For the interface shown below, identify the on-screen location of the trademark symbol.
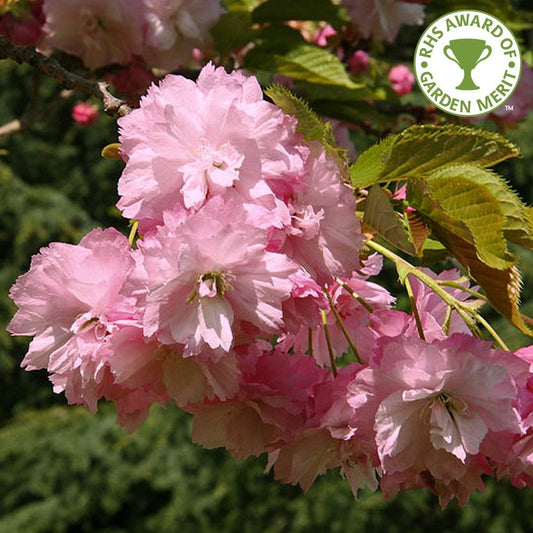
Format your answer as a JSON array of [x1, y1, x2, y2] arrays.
[[505, 105, 514, 111]]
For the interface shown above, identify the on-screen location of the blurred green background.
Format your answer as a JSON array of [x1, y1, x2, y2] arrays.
[[1, 31, 533, 533]]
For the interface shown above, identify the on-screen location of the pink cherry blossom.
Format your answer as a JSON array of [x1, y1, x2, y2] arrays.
[[72, 102, 99, 126], [117, 63, 301, 232], [347, 50, 370, 75], [108, 325, 240, 409], [190, 348, 328, 460], [267, 142, 362, 285], [141, 0, 224, 71], [314, 24, 337, 47], [348, 333, 527, 504], [137, 197, 298, 355], [269, 363, 379, 496], [388, 64, 415, 96], [41, 0, 144, 70], [8, 228, 138, 411], [342, 0, 425, 42], [281, 270, 328, 332], [285, 264, 395, 367]]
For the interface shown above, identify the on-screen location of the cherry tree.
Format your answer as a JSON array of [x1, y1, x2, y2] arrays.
[[2, 0, 533, 508]]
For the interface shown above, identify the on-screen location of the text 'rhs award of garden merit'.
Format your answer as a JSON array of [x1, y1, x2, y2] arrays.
[[414, 10, 521, 117]]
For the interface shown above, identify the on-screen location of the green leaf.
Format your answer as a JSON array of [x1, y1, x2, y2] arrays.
[[251, 0, 344, 22], [450, 166, 533, 249], [419, 238, 450, 264], [223, 0, 261, 12], [298, 82, 376, 105], [398, 159, 533, 335], [363, 185, 415, 255], [428, 223, 533, 336], [417, 162, 533, 259], [349, 134, 397, 189], [350, 124, 519, 188], [266, 84, 348, 174], [243, 24, 308, 70], [211, 12, 259, 56], [266, 85, 330, 142], [272, 45, 362, 89], [408, 168, 516, 270]]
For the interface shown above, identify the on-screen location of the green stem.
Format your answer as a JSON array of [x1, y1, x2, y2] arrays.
[[366, 239, 509, 351], [437, 280, 488, 302], [320, 309, 338, 377], [334, 277, 374, 313], [324, 290, 363, 364], [404, 276, 426, 340], [471, 313, 509, 351], [442, 305, 453, 336]]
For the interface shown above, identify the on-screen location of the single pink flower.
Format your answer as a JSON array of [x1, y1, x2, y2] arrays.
[[269, 363, 378, 496], [41, 0, 144, 70], [8, 228, 138, 411], [190, 348, 328, 460], [138, 197, 297, 355], [109, 325, 240, 409], [388, 64, 415, 96], [342, 0, 425, 42], [314, 24, 337, 47], [348, 333, 527, 504], [268, 142, 362, 285], [117, 63, 300, 232], [72, 102, 99, 126], [347, 50, 370, 75], [141, 0, 224, 71]]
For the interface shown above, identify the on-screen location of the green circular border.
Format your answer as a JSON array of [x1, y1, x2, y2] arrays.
[[414, 9, 522, 117]]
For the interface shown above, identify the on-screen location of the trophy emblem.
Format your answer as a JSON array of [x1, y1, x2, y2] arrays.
[[443, 39, 492, 90]]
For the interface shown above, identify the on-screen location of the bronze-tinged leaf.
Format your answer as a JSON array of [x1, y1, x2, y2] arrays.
[[363, 185, 416, 255], [408, 171, 517, 271], [407, 210, 430, 256], [430, 223, 533, 336]]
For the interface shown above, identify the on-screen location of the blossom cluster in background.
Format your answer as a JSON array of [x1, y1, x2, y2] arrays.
[[0, 0, 224, 70], [342, 0, 425, 42], [8, 64, 533, 507]]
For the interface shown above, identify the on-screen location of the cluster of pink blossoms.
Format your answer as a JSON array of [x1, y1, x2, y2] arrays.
[[8, 64, 533, 506], [342, 0, 425, 42], [1, 0, 224, 71]]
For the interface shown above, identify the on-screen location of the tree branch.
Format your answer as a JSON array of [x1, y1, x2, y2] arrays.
[[0, 36, 132, 116]]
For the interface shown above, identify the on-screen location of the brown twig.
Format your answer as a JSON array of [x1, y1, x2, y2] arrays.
[[0, 36, 132, 116]]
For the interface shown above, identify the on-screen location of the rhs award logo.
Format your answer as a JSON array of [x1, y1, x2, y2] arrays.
[[414, 10, 521, 117]]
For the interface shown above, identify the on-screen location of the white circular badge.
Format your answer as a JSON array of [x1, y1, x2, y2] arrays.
[[414, 10, 521, 117]]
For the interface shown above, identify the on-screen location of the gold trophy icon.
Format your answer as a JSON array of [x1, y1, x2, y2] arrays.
[[443, 39, 492, 90]]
